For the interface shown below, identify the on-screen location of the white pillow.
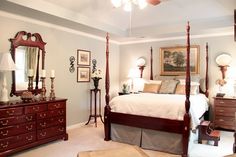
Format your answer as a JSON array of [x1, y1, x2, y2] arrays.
[[178, 79, 200, 86]]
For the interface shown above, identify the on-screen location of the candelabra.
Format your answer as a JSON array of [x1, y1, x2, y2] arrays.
[[28, 76, 34, 91], [50, 77, 55, 100], [40, 77, 46, 100]]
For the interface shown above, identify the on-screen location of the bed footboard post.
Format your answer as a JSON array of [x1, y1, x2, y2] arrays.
[[182, 22, 191, 157], [104, 33, 111, 141]]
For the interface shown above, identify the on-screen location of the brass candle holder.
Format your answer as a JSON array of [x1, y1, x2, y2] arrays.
[[40, 77, 46, 100], [49, 77, 55, 100], [28, 76, 33, 91]]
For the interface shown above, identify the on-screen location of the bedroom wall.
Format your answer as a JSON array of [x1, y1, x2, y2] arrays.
[[0, 14, 120, 126], [119, 35, 236, 118]]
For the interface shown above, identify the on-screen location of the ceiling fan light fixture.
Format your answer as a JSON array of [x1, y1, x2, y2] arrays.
[[111, 0, 122, 8], [123, 1, 132, 12], [138, 0, 147, 9]]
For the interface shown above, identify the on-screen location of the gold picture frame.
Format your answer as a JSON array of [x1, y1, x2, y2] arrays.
[[77, 67, 90, 82], [160, 45, 200, 76], [77, 49, 91, 66]]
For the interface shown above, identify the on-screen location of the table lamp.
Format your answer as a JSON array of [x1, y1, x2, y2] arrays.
[[0, 52, 17, 102], [128, 68, 139, 93]]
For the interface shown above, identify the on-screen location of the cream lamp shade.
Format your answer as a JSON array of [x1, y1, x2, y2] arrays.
[[136, 57, 146, 67], [0, 52, 17, 102], [216, 54, 232, 66], [128, 68, 139, 78]]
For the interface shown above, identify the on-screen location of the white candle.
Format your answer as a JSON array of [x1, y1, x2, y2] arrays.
[[28, 69, 34, 77], [51, 70, 55, 78], [42, 69, 46, 77]]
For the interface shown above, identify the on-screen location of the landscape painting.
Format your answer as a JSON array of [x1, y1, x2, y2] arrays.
[[160, 46, 200, 75]]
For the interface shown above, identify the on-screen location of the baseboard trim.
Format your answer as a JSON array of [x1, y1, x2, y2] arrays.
[[67, 122, 86, 130]]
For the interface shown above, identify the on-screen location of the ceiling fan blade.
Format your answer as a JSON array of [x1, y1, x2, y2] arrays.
[[146, 0, 161, 5]]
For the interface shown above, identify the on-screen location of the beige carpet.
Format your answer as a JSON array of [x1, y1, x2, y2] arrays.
[[10, 122, 234, 157], [78, 145, 149, 157]]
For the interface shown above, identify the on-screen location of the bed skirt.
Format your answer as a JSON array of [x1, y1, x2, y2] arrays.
[[111, 123, 197, 155]]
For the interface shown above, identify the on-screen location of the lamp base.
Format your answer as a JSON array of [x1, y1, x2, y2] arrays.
[[0, 73, 9, 102]]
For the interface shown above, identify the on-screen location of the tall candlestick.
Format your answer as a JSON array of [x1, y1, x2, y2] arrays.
[[50, 77, 55, 100], [40, 77, 46, 100], [28, 69, 34, 77], [51, 70, 55, 78], [42, 70, 46, 78]]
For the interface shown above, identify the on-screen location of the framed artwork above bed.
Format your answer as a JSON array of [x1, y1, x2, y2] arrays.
[[160, 45, 200, 76]]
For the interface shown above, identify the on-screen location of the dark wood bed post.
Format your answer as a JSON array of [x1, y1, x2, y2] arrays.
[[205, 43, 209, 98], [104, 33, 111, 141], [182, 22, 191, 157], [150, 47, 153, 80]]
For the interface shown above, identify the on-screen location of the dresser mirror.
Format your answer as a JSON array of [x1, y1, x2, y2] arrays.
[[10, 31, 46, 96]]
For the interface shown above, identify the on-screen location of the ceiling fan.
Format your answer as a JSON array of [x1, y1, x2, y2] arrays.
[[146, 0, 161, 5]]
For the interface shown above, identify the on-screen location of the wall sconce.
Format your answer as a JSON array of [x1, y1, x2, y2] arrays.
[[216, 53, 232, 80], [136, 57, 146, 78]]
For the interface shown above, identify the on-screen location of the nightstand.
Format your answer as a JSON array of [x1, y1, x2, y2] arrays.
[[213, 97, 236, 130]]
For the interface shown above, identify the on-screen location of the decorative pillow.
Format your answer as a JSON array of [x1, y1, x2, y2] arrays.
[[175, 74, 201, 83], [159, 80, 179, 94], [175, 84, 199, 95], [156, 75, 176, 81], [143, 83, 161, 93], [178, 79, 200, 86]]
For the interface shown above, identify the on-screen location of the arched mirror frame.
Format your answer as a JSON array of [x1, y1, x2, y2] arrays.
[[10, 31, 46, 97]]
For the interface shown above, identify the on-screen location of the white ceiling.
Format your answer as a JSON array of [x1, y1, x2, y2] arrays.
[[0, 0, 235, 43]]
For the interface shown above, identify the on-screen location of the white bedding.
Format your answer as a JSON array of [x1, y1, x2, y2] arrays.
[[109, 93, 209, 129]]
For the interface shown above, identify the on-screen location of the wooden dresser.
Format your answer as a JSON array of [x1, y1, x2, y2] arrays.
[[214, 97, 236, 130], [0, 98, 68, 157]]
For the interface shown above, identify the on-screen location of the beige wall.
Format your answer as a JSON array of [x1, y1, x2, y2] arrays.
[[0, 15, 120, 126], [119, 36, 236, 117]]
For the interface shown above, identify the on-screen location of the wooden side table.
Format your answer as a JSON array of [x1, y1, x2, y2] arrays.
[[85, 89, 104, 127]]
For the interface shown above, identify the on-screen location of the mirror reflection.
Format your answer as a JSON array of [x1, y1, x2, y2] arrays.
[[15, 46, 42, 91]]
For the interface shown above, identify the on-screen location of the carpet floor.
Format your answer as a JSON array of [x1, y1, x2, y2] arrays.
[[11, 122, 234, 157]]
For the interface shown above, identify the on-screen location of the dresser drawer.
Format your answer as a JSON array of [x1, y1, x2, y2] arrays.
[[215, 116, 235, 126], [0, 132, 36, 151], [37, 125, 65, 140], [0, 122, 36, 138], [215, 106, 236, 117], [0, 107, 23, 118], [37, 116, 65, 129], [37, 109, 65, 120], [25, 104, 47, 114], [215, 99, 236, 107], [0, 114, 35, 127], [48, 102, 65, 110]]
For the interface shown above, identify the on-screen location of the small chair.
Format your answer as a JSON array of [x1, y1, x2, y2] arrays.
[[198, 120, 220, 146]]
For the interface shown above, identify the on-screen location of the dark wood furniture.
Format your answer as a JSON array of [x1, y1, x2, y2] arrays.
[[104, 23, 209, 157], [198, 120, 220, 146], [0, 98, 68, 157], [214, 97, 236, 130], [118, 92, 130, 96], [85, 89, 103, 127], [10, 31, 46, 97]]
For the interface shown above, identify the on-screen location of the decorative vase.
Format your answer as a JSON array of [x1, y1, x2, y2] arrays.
[[92, 77, 101, 90]]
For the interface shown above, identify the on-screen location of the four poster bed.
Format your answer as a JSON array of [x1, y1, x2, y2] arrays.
[[104, 23, 209, 157]]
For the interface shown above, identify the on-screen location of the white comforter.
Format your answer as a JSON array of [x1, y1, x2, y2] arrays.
[[109, 93, 209, 129]]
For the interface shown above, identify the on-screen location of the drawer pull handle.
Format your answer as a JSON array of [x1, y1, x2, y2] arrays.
[[33, 106, 40, 111], [26, 116, 33, 121], [219, 101, 225, 104], [26, 125, 33, 131], [26, 135, 33, 141], [54, 104, 61, 108], [58, 128, 64, 132], [58, 110, 64, 115], [0, 142, 9, 148], [58, 119, 64, 123], [219, 110, 224, 112], [40, 113, 46, 118], [0, 130, 8, 136], [40, 122, 46, 127], [219, 119, 224, 122], [0, 120, 9, 126], [6, 110, 15, 115], [40, 132, 46, 137]]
